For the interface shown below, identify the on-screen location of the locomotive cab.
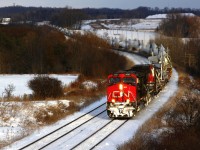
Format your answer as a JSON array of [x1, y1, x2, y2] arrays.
[[107, 72, 138, 118]]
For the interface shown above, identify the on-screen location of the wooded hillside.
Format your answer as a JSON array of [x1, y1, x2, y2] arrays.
[[0, 25, 127, 77], [156, 14, 200, 75]]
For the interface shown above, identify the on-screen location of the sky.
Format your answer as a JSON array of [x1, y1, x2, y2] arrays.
[[0, 0, 199, 9]]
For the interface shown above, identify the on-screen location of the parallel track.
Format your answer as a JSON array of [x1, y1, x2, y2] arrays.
[[19, 101, 130, 150], [71, 119, 129, 150], [70, 119, 114, 149], [19, 102, 107, 150]]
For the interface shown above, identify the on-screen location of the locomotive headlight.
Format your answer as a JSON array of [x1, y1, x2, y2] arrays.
[[120, 91, 123, 97], [119, 84, 123, 90], [112, 99, 115, 103], [126, 99, 130, 103]]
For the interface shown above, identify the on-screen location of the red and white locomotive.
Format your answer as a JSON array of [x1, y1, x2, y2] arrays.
[[107, 64, 157, 118]]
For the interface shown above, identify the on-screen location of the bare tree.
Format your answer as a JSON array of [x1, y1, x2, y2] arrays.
[[3, 84, 15, 100]]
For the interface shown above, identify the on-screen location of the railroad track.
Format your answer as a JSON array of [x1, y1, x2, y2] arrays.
[[19, 102, 106, 150], [18, 102, 129, 150], [71, 119, 129, 150]]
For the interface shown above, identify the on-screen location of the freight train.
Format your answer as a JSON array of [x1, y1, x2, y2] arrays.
[[106, 47, 172, 118]]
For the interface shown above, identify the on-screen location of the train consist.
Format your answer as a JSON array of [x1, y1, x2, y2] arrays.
[[106, 46, 172, 118]]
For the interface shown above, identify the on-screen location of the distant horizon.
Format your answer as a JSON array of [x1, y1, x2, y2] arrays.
[[0, 0, 199, 10], [0, 5, 199, 10]]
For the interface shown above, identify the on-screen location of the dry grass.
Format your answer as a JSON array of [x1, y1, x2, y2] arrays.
[[0, 101, 38, 148], [0, 98, 81, 148], [63, 75, 106, 106], [33, 102, 77, 125]]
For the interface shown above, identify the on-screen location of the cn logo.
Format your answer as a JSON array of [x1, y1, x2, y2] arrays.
[[112, 91, 133, 98]]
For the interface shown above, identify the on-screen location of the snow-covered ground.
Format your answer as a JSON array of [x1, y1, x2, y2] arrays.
[[0, 74, 78, 97], [119, 51, 150, 64], [80, 17, 161, 48], [0, 74, 78, 146], [96, 29, 158, 46], [83, 22, 158, 43], [3, 52, 178, 150], [0, 100, 70, 145], [146, 13, 195, 19]]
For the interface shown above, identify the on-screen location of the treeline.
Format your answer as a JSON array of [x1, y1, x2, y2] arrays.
[[1, 6, 200, 23], [84, 7, 200, 19], [0, 25, 127, 77], [0, 6, 86, 29], [159, 14, 200, 38], [51, 8, 86, 29], [156, 14, 200, 75]]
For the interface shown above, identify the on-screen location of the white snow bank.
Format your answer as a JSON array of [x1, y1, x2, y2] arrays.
[[119, 51, 150, 64], [146, 14, 167, 19], [146, 13, 195, 19]]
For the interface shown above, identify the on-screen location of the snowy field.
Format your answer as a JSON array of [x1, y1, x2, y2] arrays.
[[0, 74, 78, 146], [80, 14, 164, 47], [82, 21, 159, 46], [0, 74, 78, 97]]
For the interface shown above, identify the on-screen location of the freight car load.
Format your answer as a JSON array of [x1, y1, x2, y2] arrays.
[[106, 46, 172, 118]]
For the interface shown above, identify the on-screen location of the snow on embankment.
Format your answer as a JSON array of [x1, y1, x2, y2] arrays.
[[95, 52, 179, 150], [119, 51, 150, 65]]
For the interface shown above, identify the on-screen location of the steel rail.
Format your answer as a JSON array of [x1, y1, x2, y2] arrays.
[[19, 102, 106, 150]]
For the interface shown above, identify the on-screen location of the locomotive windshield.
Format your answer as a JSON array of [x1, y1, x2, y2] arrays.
[[108, 77, 120, 85], [123, 77, 136, 85], [108, 77, 136, 86]]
